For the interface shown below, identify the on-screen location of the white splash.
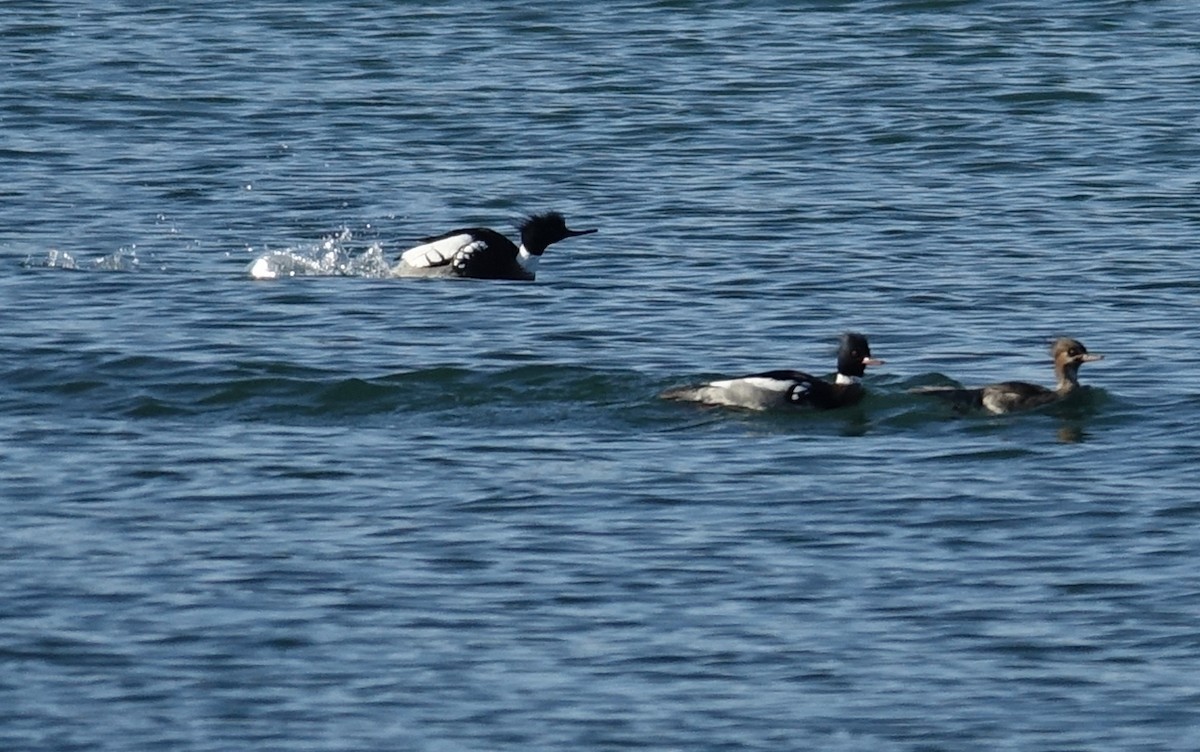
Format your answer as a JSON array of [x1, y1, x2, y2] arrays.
[[22, 247, 141, 272], [246, 229, 391, 280]]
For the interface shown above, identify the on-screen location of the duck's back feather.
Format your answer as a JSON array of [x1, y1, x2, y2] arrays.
[[395, 228, 525, 279]]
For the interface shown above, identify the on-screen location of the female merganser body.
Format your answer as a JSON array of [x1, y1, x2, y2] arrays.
[[391, 211, 596, 280], [914, 337, 1103, 414], [660, 333, 883, 411]]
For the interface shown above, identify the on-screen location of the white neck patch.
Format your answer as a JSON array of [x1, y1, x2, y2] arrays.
[[835, 373, 861, 386], [517, 245, 539, 274]]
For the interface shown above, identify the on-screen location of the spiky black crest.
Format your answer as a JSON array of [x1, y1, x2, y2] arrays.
[[514, 211, 596, 256], [518, 211, 568, 234]]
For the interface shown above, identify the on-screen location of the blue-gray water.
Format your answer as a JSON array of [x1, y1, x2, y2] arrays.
[[3, 2, 1200, 750]]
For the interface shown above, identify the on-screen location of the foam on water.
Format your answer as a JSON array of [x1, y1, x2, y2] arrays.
[[246, 229, 392, 279], [22, 248, 143, 272]]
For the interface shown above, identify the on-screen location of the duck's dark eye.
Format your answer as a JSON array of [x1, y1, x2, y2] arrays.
[[1068, 347, 1081, 357]]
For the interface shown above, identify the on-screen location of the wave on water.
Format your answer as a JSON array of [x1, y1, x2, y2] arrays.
[[6, 356, 666, 428], [5, 346, 1119, 440], [245, 229, 393, 280]]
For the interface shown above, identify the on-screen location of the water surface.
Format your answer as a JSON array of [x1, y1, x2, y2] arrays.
[[3, 2, 1200, 750]]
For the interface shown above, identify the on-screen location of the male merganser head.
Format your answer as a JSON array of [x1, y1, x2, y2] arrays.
[[518, 212, 598, 257], [392, 211, 596, 281], [914, 337, 1104, 414], [834, 332, 885, 384], [660, 332, 884, 411]]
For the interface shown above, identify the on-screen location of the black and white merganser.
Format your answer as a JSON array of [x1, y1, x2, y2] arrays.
[[913, 337, 1103, 414], [391, 211, 596, 280], [660, 333, 884, 411]]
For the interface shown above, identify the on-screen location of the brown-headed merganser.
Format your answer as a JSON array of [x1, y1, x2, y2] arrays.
[[914, 337, 1103, 414], [660, 332, 883, 411], [391, 211, 596, 280]]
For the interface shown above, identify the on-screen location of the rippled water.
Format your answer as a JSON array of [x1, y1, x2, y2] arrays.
[[3, 2, 1200, 750]]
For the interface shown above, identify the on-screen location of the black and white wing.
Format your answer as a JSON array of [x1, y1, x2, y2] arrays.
[[748, 369, 830, 408], [660, 369, 814, 410], [396, 228, 519, 279], [399, 231, 483, 269]]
